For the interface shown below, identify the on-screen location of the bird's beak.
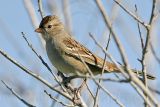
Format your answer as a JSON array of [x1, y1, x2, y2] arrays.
[[35, 28, 43, 33]]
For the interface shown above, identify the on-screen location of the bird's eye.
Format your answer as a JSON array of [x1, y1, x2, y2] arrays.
[[48, 25, 52, 28]]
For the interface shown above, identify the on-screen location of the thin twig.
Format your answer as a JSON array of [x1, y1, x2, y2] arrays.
[[95, 0, 130, 73], [75, 43, 124, 107], [87, 33, 113, 106], [44, 90, 74, 107], [140, 1, 156, 106], [38, 0, 45, 18], [23, 0, 45, 47], [106, 31, 111, 51], [85, 83, 95, 99], [88, 32, 155, 106], [112, 0, 149, 28], [0, 48, 88, 106], [22, 33, 52, 76], [89, 31, 153, 107], [21, 32, 68, 92], [94, 78, 125, 107], [1, 80, 36, 107], [134, 5, 148, 106], [95, 77, 160, 98], [135, 5, 144, 49], [50, 94, 60, 107], [93, 85, 100, 107], [90, 32, 111, 107]]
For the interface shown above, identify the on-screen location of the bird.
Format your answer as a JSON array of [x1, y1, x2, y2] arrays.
[[35, 15, 155, 80]]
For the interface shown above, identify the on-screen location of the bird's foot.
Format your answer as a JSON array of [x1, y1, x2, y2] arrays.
[[57, 71, 78, 88]]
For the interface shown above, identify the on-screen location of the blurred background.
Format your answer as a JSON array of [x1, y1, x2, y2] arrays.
[[0, 0, 160, 107]]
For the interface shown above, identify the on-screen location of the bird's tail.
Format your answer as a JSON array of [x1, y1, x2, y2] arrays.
[[104, 62, 155, 80], [131, 69, 155, 80]]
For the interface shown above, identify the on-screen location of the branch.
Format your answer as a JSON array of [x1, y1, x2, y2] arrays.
[[112, 0, 149, 28], [85, 83, 95, 99], [23, 0, 45, 47], [135, 5, 144, 49], [0, 48, 88, 107], [140, 1, 156, 106], [88, 32, 154, 106], [22, 32, 51, 72], [38, 0, 45, 18], [44, 90, 73, 107], [89, 31, 153, 107], [95, 0, 159, 106], [106, 31, 111, 51], [0, 48, 74, 102], [21, 32, 68, 92], [89, 33, 111, 107], [1, 80, 36, 107], [141, 0, 156, 86], [75, 42, 124, 107]]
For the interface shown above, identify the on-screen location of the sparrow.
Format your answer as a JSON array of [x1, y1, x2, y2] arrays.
[[35, 15, 155, 80]]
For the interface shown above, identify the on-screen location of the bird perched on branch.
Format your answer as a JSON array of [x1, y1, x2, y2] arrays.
[[35, 15, 155, 80]]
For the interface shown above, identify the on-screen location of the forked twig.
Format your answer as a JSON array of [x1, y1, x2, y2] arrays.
[[112, 0, 149, 28]]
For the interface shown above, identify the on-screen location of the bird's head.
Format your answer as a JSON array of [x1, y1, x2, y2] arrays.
[[35, 15, 64, 40]]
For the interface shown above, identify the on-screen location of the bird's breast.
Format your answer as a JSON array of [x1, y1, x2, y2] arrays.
[[45, 40, 75, 74]]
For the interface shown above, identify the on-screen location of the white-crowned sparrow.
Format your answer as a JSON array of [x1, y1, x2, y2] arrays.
[[35, 15, 155, 80]]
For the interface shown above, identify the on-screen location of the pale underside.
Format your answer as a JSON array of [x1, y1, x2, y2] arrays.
[[46, 34, 119, 76]]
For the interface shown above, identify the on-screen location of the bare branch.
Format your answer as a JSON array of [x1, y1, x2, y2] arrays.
[[22, 32, 51, 72], [135, 5, 144, 49], [22, 33, 52, 76], [23, 0, 45, 47], [93, 85, 100, 107], [85, 83, 94, 99], [89, 33, 110, 107], [1, 80, 36, 107], [95, 0, 159, 106], [38, 0, 45, 18], [0, 48, 74, 102], [44, 90, 73, 107], [141, 0, 156, 86], [106, 31, 111, 51], [88, 33, 153, 107], [134, 5, 149, 106], [112, 0, 149, 28], [140, 1, 156, 106], [22, 32, 69, 93], [74, 42, 125, 107], [0, 48, 88, 107]]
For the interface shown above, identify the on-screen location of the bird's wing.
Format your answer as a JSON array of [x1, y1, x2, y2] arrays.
[[63, 37, 118, 72], [62, 37, 156, 79]]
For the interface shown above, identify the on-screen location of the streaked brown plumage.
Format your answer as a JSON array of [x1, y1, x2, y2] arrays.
[[35, 15, 155, 80]]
